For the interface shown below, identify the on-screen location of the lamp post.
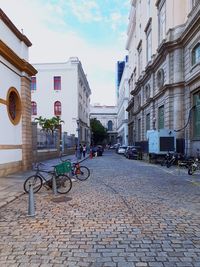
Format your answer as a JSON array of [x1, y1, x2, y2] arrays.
[[76, 119, 81, 160]]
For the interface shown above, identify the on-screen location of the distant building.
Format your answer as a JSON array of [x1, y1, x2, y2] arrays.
[[126, 0, 200, 156], [116, 61, 125, 98], [116, 57, 129, 146], [31, 57, 91, 145], [90, 104, 118, 145], [0, 9, 37, 176]]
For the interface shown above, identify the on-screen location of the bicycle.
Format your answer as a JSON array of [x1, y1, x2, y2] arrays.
[[160, 152, 172, 166], [188, 158, 200, 175], [23, 162, 72, 194], [166, 152, 183, 168], [60, 155, 90, 181]]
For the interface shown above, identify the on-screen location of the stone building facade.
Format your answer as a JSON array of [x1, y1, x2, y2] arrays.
[[0, 9, 37, 176], [90, 104, 118, 145], [126, 0, 200, 156]]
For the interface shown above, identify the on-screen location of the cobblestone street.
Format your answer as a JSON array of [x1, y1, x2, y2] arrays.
[[0, 150, 200, 267]]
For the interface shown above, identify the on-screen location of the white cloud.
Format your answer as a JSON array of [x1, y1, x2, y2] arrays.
[[1, 0, 128, 105], [67, 0, 103, 23]]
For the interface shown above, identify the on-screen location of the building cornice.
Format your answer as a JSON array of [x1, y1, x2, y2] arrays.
[[0, 8, 32, 47], [0, 40, 37, 76], [128, 81, 185, 113], [181, 7, 200, 46]]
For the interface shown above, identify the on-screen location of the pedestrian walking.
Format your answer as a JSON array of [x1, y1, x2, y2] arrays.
[[83, 144, 86, 158], [75, 144, 78, 158], [79, 144, 83, 159]]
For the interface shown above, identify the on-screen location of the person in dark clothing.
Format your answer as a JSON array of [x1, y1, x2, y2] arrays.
[[83, 144, 86, 158], [79, 144, 83, 159]]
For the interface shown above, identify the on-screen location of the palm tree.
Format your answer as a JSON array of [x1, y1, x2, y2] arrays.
[[34, 116, 64, 135]]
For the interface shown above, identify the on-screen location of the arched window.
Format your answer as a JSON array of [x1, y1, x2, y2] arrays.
[[31, 101, 37, 115], [108, 120, 113, 131], [192, 43, 200, 66], [6, 87, 21, 125], [54, 101, 61, 115]]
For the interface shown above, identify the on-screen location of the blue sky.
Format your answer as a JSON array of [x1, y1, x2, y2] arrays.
[[1, 0, 130, 105]]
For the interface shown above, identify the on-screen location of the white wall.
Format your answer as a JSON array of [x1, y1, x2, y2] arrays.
[[0, 20, 29, 60], [0, 150, 22, 164], [0, 63, 22, 164], [32, 59, 91, 137]]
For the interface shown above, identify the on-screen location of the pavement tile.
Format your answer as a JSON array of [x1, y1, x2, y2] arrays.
[[0, 151, 200, 266]]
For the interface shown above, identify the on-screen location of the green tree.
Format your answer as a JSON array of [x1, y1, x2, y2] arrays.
[[34, 116, 64, 135], [90, 118, 108, 145]]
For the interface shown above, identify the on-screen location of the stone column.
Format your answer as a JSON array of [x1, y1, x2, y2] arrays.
[[173, 48, 183, 83], [21, 76, 33, 170], [173, 87, 184, 138], [173, 48, 184, 138]]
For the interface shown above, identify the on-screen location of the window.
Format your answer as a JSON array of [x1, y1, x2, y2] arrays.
[[138, 119, 141, 141], [192, 43, 200, 66], [31, 77, 36, 91], [54, 101, 61, 116], [138, 43, 142, 76], [108, 120, 113, 131], [158, 1, 166, 44], [193, 91, 200, 139], [31, 101, 37, 115], [146, 113, 150, 131], [157, 68, 164, 89], [145, 84, 151, 100], [158, 105, 164, 129], [137, 94, 141, 108], [146, 28, 152, 63], [54, 76, 61, 90], [7, 88, 22, 125]]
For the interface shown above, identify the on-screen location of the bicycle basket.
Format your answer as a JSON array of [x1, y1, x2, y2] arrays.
[[55, 162, 72, 175]]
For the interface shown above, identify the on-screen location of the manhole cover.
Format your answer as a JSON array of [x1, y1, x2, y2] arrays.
[[51, 196, 72, 203]]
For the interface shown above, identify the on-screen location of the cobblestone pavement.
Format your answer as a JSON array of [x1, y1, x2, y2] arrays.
[[0, 150, 200, 267]]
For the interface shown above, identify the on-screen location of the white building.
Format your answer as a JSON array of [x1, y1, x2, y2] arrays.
[[90, 104, 118, 145], [116, 57, 129, 146], [0, 9, 37, 176], [31, 57, 91, 144]]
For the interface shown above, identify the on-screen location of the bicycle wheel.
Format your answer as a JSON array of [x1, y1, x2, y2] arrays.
[[75, 166, 90, 181], [161, 159, 166, 166], [23, 175, 43, 193], [188, 166, 196, 175], [167, 160, 173, 168], [56, 174, 72, 194]]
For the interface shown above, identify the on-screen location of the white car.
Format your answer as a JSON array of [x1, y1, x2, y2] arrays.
[[117, 146, 127, 154]]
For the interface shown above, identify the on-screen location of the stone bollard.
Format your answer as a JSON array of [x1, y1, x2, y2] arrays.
[[28, 181, 35, 217], [52, 175, 57, 195]]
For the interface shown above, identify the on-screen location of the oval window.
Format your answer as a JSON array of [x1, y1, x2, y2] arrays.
[[7, 88, 21, 125]]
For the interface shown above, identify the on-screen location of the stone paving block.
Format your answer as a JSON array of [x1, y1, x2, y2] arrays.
[[0, 152, 200, 266]]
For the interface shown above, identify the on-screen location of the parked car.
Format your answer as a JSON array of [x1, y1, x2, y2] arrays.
[[124, 146, 135, 157], [117, 145, 127, 154], [125, 146, 142, 159], [91, 145, 104, 156], [97, 145, 104, 156], [110, 143, 120, 150]]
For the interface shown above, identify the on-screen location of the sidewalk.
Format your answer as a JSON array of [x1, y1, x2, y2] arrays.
[[0, 154, 89, 209]]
